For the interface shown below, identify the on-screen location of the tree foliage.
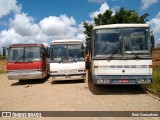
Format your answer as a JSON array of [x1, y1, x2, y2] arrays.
[[83, 7, 149, 37], [83, 22, 93, 38]]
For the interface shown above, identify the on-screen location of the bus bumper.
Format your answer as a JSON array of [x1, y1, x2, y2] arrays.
[[50, 73, 86, 81], [7, 70, 46, 80], [93, 75, 153, 85]]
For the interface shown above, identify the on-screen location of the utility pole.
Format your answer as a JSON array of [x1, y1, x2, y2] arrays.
[[2, 47, 6, 58]]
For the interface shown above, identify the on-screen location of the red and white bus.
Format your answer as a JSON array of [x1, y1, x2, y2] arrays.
[[7, 43, 49, 81]]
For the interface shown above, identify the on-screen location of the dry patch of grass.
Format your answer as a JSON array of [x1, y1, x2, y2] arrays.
[[0, 60, 7, 74], [143, 49, 160, 97], [152, 49, 160, 67]]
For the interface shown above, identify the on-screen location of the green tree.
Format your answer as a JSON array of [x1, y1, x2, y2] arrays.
[[83, 7, 149, 38], [83, 22, 93, 38]]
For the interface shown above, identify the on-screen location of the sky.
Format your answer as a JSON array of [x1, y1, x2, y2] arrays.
[[0, 0, 160, 50]]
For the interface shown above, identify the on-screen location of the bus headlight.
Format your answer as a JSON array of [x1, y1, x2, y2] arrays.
[[97, 79, 110, 84], [138, 79, 151, 84], [144, 79, 151, 83], [97, 80, 103, 84], [138, 79, 145, 83], [78, 69, 86, 72], [50, 71, 58, 73], [104, 79, 110, 84]]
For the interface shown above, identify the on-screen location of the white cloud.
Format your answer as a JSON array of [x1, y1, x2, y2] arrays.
[[9, 13, 40, 36], [39, 14, 77, 39], [0, 0, 87, 50], [90, 2, 110, 19], [0, 28, 22, 49], [141, 0, 158, 10], [0, 27, 48, 50], [0, 13, 85, 50], [0, 0, 21, 19], [147, 12, 160, 46], [75, 22, 86, 41], [88, 0, 106, 4]]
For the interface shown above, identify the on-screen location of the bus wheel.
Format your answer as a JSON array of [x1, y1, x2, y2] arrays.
[[19, 80, 25, 82]]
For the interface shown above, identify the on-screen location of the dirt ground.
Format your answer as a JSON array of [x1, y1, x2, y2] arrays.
[[0, 52, 160, 119], [0, 71, 160, 120]]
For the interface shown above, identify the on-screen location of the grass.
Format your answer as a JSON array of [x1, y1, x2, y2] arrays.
[[143, 67, 160, 97], [0, 70, 4, 74], [0, 55, 6, 60], [0, 58, 7, 74], [152, 67, 160, 97]]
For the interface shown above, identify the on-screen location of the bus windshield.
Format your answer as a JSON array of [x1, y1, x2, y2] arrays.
[[93, 27, 150, 58], [8, 47, 41, 62], [94, 29, 121, 57], [50, 44, 84, 62], [123, 28, 149, 53]]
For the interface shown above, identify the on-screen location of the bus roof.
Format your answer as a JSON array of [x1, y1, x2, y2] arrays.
[[9, 43, 45, 47], [51, 39, 83, 45], [93, 24, 149, 30]]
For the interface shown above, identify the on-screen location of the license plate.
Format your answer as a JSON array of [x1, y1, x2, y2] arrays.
[[66, 76, 71, 78], [118, 79, 128, 83], [21, 75, 28, 78]]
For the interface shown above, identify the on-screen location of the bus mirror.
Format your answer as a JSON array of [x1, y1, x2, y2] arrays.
[[43, 54, 46, 59], [86, 37, 91, 54], [151, 35, 154, 48], [42, 49, 47, 59], [86, 37, 91, 41], [44, 47, 50, 58], [86, 37, 91, 46]]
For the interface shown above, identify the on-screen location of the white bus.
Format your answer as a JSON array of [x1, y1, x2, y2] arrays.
[[50, 40, 86, 81], [91, 24, 153, 85]]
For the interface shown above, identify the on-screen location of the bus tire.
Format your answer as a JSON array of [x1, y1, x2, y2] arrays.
[[19, 80, 25, 82]]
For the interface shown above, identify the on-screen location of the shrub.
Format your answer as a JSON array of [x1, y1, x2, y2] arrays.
[[144, 67, 160, 97], [152, 67, 160, 96], [0, 55, 6, 60]]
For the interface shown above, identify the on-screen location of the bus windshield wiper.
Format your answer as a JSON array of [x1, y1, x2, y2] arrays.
[[107, 47, 119, 61], [107, 43, 122, 61], [59, 57, 66, 63], [14, 59, 20, 63], [15, 53, 25, 63], [26, 59, 33, 62], [107, 37, 123, 61], [69, 51, 76, 63], [127, 48, 141, 59]]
